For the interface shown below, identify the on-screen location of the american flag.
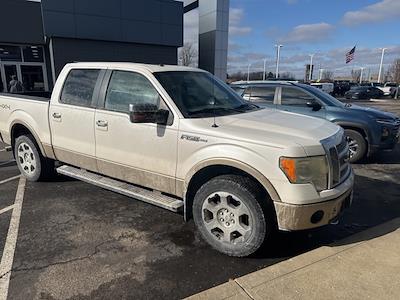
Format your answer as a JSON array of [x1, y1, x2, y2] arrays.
[[346, 46, 356, 64]]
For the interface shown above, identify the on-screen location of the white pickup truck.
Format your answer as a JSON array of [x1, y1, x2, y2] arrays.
[[0, 63, 354, 257]]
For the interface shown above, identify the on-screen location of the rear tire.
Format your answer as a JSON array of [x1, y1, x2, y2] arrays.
[[14, 134, 55, 181], [193, 175, 273, 257], [344, 129, 367, 163]]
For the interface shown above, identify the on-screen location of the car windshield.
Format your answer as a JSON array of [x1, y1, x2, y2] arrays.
[[350, 86, 364, 90], [154, 71, 259, 118], [299, 84, 345, 107]]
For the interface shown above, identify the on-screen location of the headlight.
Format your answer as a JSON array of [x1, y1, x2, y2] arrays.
[[376, 118, 396, 125], [280, 156, 329, 192]]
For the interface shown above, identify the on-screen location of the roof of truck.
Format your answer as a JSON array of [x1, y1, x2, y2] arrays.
[[65, 62, 205, 73]]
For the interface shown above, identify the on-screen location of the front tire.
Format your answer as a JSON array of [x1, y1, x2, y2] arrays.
[[345, 129, 367, 163], [14, 134, 55, 181], [193, 175, 272, 257]]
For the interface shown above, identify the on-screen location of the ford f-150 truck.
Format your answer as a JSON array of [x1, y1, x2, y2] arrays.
[[0, 63, 354, 257]]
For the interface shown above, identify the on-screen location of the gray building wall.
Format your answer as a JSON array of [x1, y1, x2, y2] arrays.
[[50, 37, 178, 76], [0, 0, 44, 45], [41, 0, 183, 47], [198, 0, 229, 80]]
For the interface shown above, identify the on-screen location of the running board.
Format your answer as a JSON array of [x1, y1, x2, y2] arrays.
[[56, 165, 183, 212]]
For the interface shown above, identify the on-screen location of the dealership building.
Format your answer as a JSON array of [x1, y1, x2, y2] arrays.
[[0, 0, 229, 94]]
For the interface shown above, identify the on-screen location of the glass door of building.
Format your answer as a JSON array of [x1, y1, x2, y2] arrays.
[[0, 45, 49, 94], [3, 64, 19, 92]]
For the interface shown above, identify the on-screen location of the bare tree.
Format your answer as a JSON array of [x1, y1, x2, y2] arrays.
[[389, 58, 400, 83], [322, 70, 334, 81], [280, 72, 296, 80], [351, 69, 361, 82], [178, 43, 197, 67]]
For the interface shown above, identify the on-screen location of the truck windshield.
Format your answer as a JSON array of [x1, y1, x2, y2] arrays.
[[154, 71, 258, 118]]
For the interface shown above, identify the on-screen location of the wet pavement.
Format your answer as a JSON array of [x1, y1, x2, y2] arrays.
[[0, 99, 399, 299]]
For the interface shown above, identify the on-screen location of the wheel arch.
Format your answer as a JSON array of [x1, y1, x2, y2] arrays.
[[10, 121, 46, 157], [334, 121, 370, 147], [183, 159, 280, 221]]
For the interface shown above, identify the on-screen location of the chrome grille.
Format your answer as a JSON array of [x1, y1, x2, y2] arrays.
[[329, 135, 350, 188], [321, 130, 351, 190]]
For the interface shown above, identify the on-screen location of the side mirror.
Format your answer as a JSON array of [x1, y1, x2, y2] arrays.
[[129, 104, 169, 125], [306, 101, 322, 111]]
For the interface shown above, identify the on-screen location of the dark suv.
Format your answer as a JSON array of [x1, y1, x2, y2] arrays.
[[231, 81, 400, 162], [344, 86, 384, 100]]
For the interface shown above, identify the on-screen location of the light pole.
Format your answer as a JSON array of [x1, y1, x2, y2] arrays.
[[309, 54, 314, 81], [263, 58, 267, 81], [247, 63, 251, 82], [360, 67, 365, 84], [275, 44, 283, 79], [319, 68, 324, 81], [378, 48, 387, 83]]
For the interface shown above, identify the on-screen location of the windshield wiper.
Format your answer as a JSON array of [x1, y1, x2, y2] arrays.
[[187, 107, 232, 116]]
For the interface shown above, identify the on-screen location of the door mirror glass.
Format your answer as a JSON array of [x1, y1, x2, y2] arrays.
[[129, 104, 169, 125], [306, 101, 322, 111]]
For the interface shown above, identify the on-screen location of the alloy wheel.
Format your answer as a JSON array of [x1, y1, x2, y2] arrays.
[[201, 191, 253, 245], [17, 142, 37, 175]]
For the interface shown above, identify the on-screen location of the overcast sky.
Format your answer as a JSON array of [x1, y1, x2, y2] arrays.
[[183, 0, 400, 78]]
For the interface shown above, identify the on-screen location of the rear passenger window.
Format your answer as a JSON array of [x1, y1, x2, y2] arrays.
[[249, 87, 276, 103], [105, 71, 160, 113], [281, 87, 315, 106], [60, 69, 100, 107]]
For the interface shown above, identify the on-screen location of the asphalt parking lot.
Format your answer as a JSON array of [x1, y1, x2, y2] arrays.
[[1, 99, 400, 300]]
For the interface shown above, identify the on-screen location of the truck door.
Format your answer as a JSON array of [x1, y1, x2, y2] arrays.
[[279, 86, 326, 119], [49, 68, 104, 172], [94, 70, 178, 195]]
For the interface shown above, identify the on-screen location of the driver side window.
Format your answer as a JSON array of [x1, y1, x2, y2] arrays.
[[281, 87, 315, 106], [105, 71, 160, 113]]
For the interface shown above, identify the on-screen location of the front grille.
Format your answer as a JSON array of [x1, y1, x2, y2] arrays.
[[328, 134, 351, 188]]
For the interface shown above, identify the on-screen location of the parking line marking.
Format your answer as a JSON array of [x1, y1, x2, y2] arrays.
[[0, 177, 26, 300], [0, 205, 14, 216], [0, 176, 21, 186]]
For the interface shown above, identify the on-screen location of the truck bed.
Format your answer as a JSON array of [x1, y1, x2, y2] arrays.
[[0, 93, 51, 147]]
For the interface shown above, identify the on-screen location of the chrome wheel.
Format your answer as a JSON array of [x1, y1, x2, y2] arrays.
[[347, 137, 359, 159], [17, 142, 37, 175], [202, 192, 252, 245]]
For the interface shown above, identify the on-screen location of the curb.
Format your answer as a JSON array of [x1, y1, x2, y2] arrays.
[[187, 218, 400, 300]]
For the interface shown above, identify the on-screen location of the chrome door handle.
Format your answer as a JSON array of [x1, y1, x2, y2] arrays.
[[96, 120, 108, 127], [52, 112, 61, 119]]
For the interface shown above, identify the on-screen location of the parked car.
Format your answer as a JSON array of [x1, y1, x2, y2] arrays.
[[0, 63, 354, 257], [333, 81, 351, 97], [362, 82, 396, 96], [344, 86, 384, 100], [231, 81, 400, 163], [311, 82, 334, 95]]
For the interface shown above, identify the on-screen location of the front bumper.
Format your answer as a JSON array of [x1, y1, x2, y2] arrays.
[[273, 188, 353, 231], [370, 127, 399, 154]]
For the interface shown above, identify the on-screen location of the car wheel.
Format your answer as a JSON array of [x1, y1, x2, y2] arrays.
[[345, 129, 367, 163], [14, 134, 55, 181], [193, 174, 273, 257]]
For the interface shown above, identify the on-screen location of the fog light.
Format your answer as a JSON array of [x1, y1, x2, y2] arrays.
[[382, 127, 390, 137], [311, 210, 324, 224]]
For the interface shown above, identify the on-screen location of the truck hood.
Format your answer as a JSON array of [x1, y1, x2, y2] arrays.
[[183, 108, 341, 152]]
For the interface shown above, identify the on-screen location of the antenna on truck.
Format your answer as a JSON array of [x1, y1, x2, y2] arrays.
[[211, 92, 219, 128]]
